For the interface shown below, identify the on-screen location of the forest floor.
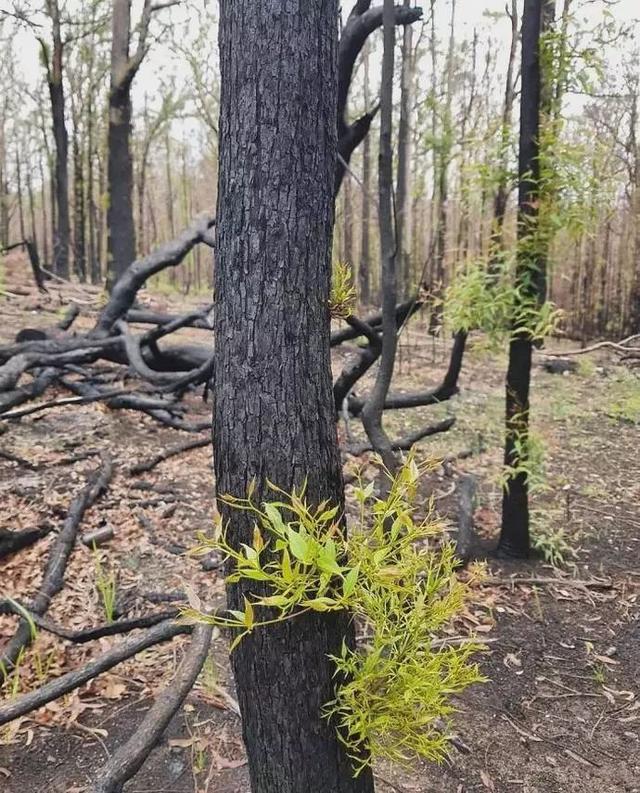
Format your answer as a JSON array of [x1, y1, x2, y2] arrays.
[[0, 253, 638, 793]]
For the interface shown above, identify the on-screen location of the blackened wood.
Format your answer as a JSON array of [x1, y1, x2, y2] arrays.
[[499, 0, 555, 558], [0, 525, 53, 559], [92, 623, 213, 793], [348, 417, 455, 456], [330, 297, 422, 346], [215, 2, 374, 791], [0, 454, 113, 678], [0, 619, 191, 727]]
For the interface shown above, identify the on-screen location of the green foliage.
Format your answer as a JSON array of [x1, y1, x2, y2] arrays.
[[499, 418, 548, 496], [329, 261, 356, 319], [185, 455, 484, 774], [93, 547, 117, 624], [443, 258, 562, 345], [530, 509, 575, 568]]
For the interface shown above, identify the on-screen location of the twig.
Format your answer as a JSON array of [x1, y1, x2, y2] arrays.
[[0, 602, 179, 644], [92, 623, 214, 793], [129, 435, 211, 475], [481, 576, 613, 590], [0, 619, 191, 726]]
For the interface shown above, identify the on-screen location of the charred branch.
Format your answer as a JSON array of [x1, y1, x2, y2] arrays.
[[347, 417, 456, 456], [347, 330, 466, 416], [0, 525, 54, 560], [0, 455, 113, 679], [0, 618, 192, 726], [92, 623, 214, 793]]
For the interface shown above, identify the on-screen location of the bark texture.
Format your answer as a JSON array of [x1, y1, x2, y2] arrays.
[[214, 3, 374, 792], [107, 0, 137, 286]]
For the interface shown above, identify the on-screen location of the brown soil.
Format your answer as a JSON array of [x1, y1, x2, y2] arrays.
[[0, 253, 638, 792]]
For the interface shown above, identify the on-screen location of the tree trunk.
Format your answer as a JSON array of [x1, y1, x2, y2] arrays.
[[214, 3, 375, 791], [38, 152, 50, 266], [499, 0, 555, 558], [106, 0, 137, 287], [14, 146, 25, 241], [396, 0, 413, 296], [72, 116, 87, 281], [0, 115, 7, 250], [45, 0, 70, 279], [26, 161, 38, 253], [359, 41, 372, 306], [360, 0, 399, 475], [491, 0, 518, 256]]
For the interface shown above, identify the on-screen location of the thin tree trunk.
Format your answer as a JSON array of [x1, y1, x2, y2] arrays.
[[106, 0, 137, 287], [492, 0, 519, 256], [38, 152, 50, 266], [396, 0, 413, 296], [499, 0, 555, 558], [72, 113, 86, 281], [43, 0, 70, 278], [214, 3, 375, 791], [359, 41, 372, 306], [26, 160, 38, 252], [361, 0, 399, 475], [15, 146, 26, 241]]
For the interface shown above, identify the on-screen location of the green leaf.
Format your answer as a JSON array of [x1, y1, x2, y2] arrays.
[[257, 594, 290, 608], [342, 565, 359, 598], [243, 597, 254, 628], [281, 548, 293, 582], [263, 503, 286, 534], [287, 527, 310, 562], [301, 596, 338, 611]]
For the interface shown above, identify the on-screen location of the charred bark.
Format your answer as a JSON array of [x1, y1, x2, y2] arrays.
[[215, 2, 374, 790]]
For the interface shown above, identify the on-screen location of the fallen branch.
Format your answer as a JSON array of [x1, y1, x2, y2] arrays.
[[347, 417, 455, 456], [0, 448, 39, 468], [92, 623, 214, 793], [481, 576, 613, 589], [543, 334, 640, 357], [0, 602, 179, 644], [0, 454, 113, 678], [93, 213, 216, 336], [0, 619, 191, 726], [130, 435, 211, 475], [0, 525, 53, 559], [347, 331, 466, 416]]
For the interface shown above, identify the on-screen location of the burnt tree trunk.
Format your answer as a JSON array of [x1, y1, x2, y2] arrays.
[[43, 0, 70, 279], [359, 40, 372, 306], [360, 0, 399, 474], [106, 0, 137, 287], [214, 3, 375, 792], [396, 0, 413, 296], [499, 0, 555, 558]]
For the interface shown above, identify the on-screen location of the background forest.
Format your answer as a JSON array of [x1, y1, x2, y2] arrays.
[[0, 0, 639, 337]]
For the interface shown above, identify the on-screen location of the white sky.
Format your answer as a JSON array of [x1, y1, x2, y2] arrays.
[[2, 0, 639, 131]]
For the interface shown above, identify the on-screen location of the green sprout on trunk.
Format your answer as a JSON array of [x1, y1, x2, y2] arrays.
[[184, 454, 485, 774]]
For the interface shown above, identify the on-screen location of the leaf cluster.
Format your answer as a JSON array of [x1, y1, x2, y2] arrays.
[[442, 258, 562, 346], [184, 455, 484, 773], [329, 261, 357, 319]]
